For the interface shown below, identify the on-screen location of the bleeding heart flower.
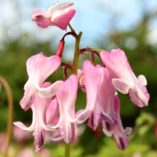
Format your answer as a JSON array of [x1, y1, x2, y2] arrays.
[[75, 61, 131, 149], [32, 2, 76, 30], [49, 75, 78, 143], [20, 52, 62, 111], [76, 61, 112, 125], [100, 49, 150, 108], [14, 83, 62, 151]]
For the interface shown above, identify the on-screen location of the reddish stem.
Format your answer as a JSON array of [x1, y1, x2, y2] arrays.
[[80, 47, 100, 58], [56, 32, 77, 57]]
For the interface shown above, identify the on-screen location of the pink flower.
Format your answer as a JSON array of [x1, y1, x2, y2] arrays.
[[100, 49, 150, 108], [20, 52, 62, 111], [49, 75, 78, 143], [14, 83, 62, 151], [76, 61, 110, 125], [76, 61, 131, 149], [32, 2, 76, 30]]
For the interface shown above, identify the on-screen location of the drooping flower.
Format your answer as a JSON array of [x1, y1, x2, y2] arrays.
[[14, 83, 62, 151], [100, 49, 150, 108], [32, 2, 76, 30], [76, 61, 131, 149], [87, 65, 115, 131], [20, 52, 62, 111], [49, 75, 78, 143], [76, 61, 111, 125]]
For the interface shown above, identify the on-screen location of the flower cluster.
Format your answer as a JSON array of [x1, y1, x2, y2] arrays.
[[14, 2, 150, 152]]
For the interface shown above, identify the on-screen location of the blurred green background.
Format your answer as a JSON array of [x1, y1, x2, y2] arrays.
[[0, 0, 157, 157]]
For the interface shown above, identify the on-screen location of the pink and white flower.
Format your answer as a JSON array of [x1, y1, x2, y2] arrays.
[[76, 61, 131, 149], [32, 2, 76, 30], [76, 61, 105, 125], [76, 61, 115, 126], [49, 75, 79, 143], [100, 49, 150, 108], [20, 52, 62, 111], [14, 83, 62, 151]]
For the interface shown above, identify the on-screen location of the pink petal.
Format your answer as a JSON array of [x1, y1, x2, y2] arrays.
[[57, 75, 78, 121], [14, 122, 34, 132], [56, 75, 78, 143], [112, 96, 132, 150], [33, 128, 45, 152], [26, 53, 61, 86], [46, 98, 59, 125], [20, 53, 61, 110], [100, 49, 134, 84], [83, 61, 104, 110], [97, 68, 116, 132], [32, 10, 51, 28], [51, 9, 76, 30], [20, 88, 35, 110], [100, 49, 150, 108], [112, 79, 130, 94], [46, 129, 63, 142], [138, 75, 147, 86], [37, 80, 63, 98], [48, 2, 74, 13], [75, 109, 91, 124]]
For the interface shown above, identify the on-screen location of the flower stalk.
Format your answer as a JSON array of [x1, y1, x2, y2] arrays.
[[0, 76, 13, 157], [72, 32, 82, 74], [64, 144, 71, 157], [56, 32, 77, 57], [68, 23, 77, 36]]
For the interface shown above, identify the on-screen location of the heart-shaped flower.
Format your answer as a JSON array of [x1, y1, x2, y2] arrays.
[[32, 2, 76, 30]]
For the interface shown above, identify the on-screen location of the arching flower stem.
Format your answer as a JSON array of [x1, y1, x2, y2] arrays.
[[80, 47, 105, 57], [68, 23, 77, 36], [56, 32, 77, 57], [0, 76, 13, 157]]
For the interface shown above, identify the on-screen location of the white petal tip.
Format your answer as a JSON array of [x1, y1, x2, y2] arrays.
[[138, 75, 147, 86]]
